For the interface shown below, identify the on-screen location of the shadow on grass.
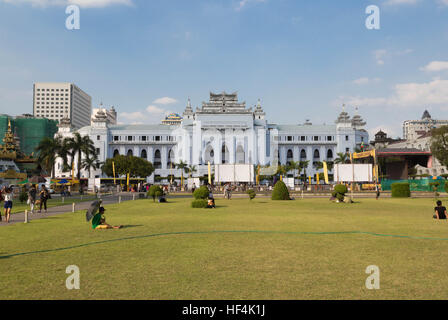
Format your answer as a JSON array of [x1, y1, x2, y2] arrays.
[[120, 225, 144, 229]]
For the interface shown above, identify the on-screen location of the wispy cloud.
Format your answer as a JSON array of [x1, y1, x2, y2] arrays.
[[352, 77, 381, 85], [420, 61, 448, 72], [0, 0, 133, 8], [384, 0, 419, 5], [374, 49, 387, 65], [339, 78, 448, 108], [153, 97, 178, 105], [235, 0, 266, 11]]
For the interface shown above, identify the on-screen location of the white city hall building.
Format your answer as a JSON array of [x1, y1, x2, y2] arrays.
[[54, 92, 368, 183]]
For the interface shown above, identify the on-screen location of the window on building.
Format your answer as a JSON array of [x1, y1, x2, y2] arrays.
[[301, 136, 306, 141], [314, 136, 319, 141], [96, 148, 100, 155], [345, 135, 349, 141], [141, 136, 147, 142], [113, 136, 119, 141], [97, 135, 100, 141], [155, 136, 161, 141], [127, 136, 133, 141], [287, 136, 293, 141], [327, 136, 332, 141], [346, 148, 350, 153]]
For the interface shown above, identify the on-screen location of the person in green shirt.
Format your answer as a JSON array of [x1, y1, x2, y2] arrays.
[[92, 207, 122, 230]]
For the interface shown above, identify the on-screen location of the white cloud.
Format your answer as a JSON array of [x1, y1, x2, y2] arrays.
[[384, 0, 419, 5], [438, 0, 448, 6], [421, 61, 448, 72], [153, 97, 178, 105], [235, 0, 266, 11], [352, 77, 381, 85], [340, 78, 448, 109], [0, 0, 133, 8], [374, 49, 387, 65], [119, 111, 145, 121], [146, 105, 166, 114]]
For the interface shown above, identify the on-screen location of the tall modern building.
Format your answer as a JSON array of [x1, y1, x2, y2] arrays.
[[33, 82, 92, 129], [53, 91, 369, 182], [403, 110, 448, 140]]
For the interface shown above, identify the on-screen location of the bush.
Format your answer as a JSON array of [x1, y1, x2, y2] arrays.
[[391, 182, 410, 198], [336, 193, 345, 202], [191, 199, 208, 208], [334, 184, 348, 195], [331, 191, 338, 198], [271, 181, 290, 200], [193, 186, 209, 200], [148, 185, 163, 202], [247, 189, 256, 200], [445, 182, 448, 193]]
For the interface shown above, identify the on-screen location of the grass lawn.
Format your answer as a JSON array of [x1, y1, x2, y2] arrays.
[[6, 196, 98, 215], [1, 196, 448, 300]]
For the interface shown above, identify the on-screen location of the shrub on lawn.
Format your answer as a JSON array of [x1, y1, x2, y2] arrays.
[[247, 189, 256, 201], [193, 186, 209, 200], [191, 199, 208, 208], [148, 185, 163, 202], [332, 184, 348, 203], [445, 182, 448, 194], [271, 181, 290, 200], [391, 182, 410, 198]]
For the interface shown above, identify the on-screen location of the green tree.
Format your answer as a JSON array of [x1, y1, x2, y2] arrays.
[[187, 165, 197, 178], [176, 160, 188, 185], [102, 155, 154, 178], [65, 132, 97, 179], [299, 160, 310, 182], [35, 136, 64, 178], [334, 152, 349, 164], [431, 126, 448, 168], [82, 155, 101, 178]]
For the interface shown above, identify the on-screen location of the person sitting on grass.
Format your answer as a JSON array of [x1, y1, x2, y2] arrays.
[[207, 191, 216, 209], [434, 200, 447, 220], [92, 207, 122, 230]]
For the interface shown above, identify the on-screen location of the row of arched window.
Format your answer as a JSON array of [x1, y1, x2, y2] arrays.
[[285, 149, 333, 160]]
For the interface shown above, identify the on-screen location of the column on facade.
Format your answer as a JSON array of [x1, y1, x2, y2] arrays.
[[161, 146, 168, 170], [306, 145, 313, 173]]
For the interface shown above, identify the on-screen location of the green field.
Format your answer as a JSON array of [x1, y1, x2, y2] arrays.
[[1, 197, 448, 300], [4, 195, 98, 215]]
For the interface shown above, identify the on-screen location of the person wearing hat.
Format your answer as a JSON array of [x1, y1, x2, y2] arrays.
[[92, 206, 122, 230]]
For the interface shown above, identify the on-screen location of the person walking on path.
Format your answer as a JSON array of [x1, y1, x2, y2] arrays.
[[28, 184, 37, 214], [3, 187, 13, 223], [39, 185, 49, 213], [375, 184, 381, 200]]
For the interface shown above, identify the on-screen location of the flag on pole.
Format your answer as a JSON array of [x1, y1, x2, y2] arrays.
[[127, 172, 130, 191], [208, 162, 212, 185], [316, 173, 320, 185], [323, 161, 329, 184], [112, 161, 116, 185], [308, 176, 312, 185]]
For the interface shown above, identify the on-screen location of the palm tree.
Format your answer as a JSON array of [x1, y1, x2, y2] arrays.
[[176, 160, 188, 185], [82, 155, 100, 178], [299, 160, 310, 183], [313, 161, 324, 171], [286, 161, 301, 181], [66, 133, 96, 180], [187, 165, 197, 178], [276, 164, 288, 179], [334, 152, 349, 164], [35, 137, 60, 178]]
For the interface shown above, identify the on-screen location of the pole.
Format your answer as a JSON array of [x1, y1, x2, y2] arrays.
[[24, 210, 28, 223], [351, 152, 354, 201], [72, 203, 75, 213]]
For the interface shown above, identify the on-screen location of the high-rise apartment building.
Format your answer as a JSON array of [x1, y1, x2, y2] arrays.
[[33, 82, 92, 129]]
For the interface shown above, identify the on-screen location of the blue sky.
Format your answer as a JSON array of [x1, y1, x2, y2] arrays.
[[1, 0, 448, 138]]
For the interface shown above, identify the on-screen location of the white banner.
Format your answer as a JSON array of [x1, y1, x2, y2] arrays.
[[214, 164, 254, 183], [334, 164, 373, 182]]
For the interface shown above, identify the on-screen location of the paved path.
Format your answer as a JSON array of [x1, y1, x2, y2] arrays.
[[0, 194, 138, 227]]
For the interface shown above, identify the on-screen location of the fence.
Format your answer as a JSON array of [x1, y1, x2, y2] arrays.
[[381, 179, 447, 192]]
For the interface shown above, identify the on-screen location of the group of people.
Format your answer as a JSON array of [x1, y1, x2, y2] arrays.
[[0, 184, 51, 223], [27, 184, 51, 214]]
